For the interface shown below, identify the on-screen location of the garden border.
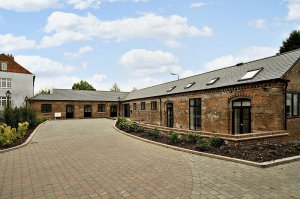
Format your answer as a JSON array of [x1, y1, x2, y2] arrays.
[[113, 124, 300, 168], [0, 121, 47, 153]]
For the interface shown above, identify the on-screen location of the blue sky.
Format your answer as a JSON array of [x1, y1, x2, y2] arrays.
[[0, 0, 299, 92]]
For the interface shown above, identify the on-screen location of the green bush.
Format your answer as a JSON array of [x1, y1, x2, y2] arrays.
[[209, 136, 225, 148], [1, 106, 37, 128], [0, 122, 29, 147], [148, 128, 160, 139], [195, 138, 210, 151], [187, 132, 201, 144], [17, 122, 29, 138], [135, 126, 144, 133], [33, 118, 46, 126], [168, 131, 179, 143]]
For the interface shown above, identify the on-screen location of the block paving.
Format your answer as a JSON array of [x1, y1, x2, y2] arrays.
[[0, 119, 299, 198]]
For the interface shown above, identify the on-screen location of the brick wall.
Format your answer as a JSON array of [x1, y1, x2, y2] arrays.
[[126, 81, 286, 135], [284, 59, 300, 135], [30, 101, 120, 119]]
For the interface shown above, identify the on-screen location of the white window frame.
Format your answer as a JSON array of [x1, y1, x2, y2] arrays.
[[0, 96, 10, 107], [0, 78, 12, 88], [1, 63, 7, 71], [239, 68, 262, 81]]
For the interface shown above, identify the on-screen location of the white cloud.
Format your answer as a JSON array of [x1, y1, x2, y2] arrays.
[[66, 0, 101, 10], [164, 40, 183, 48], [203, 46, 278, 72], [125, 77, 162, 90], [190, 2, 206, 8], [64, 45, 94, 58], [15, 55, 77, 74], [0, 34, 36, 51], [248, 19, 267, 30], [0, 0, 60, 12], [40, 12, 213, 47], [287, 0, 300, 20], [119, 49, 182, 77], [108, 0, 148, 2]]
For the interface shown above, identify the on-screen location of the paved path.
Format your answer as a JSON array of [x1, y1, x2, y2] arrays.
[[0, 119, 300, 199]]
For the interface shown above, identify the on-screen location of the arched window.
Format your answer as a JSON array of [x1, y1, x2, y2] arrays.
[[232, 99, 251, 134]]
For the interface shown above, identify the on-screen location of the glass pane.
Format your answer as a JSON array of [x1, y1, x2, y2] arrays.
[[242, 100, 251, 107], [293, 94, 299, 116], [233, 101, 241, 107], [242, 109, 250, 133], [240, 69, 260, 80], [286, 94, 292, 116], [190, 99, 194, 106], [195, 99, 201, 106], [189, 107, 195, 129], [234, 109, 241, 134]]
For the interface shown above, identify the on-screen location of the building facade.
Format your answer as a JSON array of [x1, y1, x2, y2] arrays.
[[0, 54, 34, 108], [29, 49, 300, 137]]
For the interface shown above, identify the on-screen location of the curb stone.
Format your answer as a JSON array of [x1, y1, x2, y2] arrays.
[[113, 124, 300, 168], [0, 121, 47, 153]]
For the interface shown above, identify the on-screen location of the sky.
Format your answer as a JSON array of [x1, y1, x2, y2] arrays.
[[0, 0, 299, 92]]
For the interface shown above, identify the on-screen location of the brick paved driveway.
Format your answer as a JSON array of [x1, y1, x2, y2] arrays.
[[0, 119, 300, 199]]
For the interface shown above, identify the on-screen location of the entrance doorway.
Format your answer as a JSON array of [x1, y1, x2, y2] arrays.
[[66, 105, 74, 119], [110, 106, 118, 117], [166, 103, 174, 128], [84, 105, 92, 118], [123, 104, 130, 118], [232, 99, 251, 134]]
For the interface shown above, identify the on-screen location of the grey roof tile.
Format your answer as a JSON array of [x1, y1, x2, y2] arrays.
[[30, 89, 129, 101], [123, 49, 300, 101]]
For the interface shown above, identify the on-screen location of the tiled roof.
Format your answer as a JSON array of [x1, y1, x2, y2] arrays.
[[122, 49, 300, 101], [30, 89, 129, 102]]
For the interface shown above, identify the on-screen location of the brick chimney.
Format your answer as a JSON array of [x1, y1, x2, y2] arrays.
[[6, 54, 14, 60]]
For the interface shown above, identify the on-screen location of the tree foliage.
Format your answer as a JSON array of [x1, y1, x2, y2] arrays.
[[110, 83, 121, 92], [279, 30, 300, 53], [72, 80, 96, 91]]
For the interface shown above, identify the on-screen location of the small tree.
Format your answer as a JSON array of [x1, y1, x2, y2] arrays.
[[38, 88, 51, 94], [279, 30, 300, 53], [72, 80, 96, 91], [110, 83, 121, 92]]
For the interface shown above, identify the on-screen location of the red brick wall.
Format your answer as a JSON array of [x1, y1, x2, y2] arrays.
[[284, 60, 300, 135], [126, 82, 286, 135], [0, 54, 32, 74], [30, 101, 120, 119]]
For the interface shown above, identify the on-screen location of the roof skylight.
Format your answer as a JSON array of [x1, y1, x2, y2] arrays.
[[239, 68, 262, 81], [184, 82, 195, 89], [167, 86, 176, 92], [206, 77, 219, 85]]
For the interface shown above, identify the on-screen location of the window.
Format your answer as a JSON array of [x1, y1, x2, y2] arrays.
[[167, 86, 176, 92], [0, 96, 10, 107], [0, 78, 11, 88], [98, 104, 105, 112], [206, 77, 219, 85], [189, 99, 201, 130], [133, 103, 137, 110], [141, 102, 145, 110], [41, 104, 52, 113], [239, 68, 262, 81], [184, 82, 195, 89], [1, 63, 7, 71], [286, 93, 299, 117], [151, 101, 157, 110]]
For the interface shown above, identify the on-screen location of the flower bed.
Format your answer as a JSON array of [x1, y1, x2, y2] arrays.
[[116, 117, 300, 163]]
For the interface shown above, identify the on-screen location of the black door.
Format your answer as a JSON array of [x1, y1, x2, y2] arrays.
[[166, 103, 174, 128], [66, 105, 74, 119], [110, 106, 118, 117], [123, 104, 130, 118], [84, 105, 92, 118], [232, 99, 251, 134]]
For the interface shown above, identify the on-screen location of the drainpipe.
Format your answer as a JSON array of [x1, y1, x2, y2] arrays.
[[159, 96, 162, 126], [284, 83, 288, 130]]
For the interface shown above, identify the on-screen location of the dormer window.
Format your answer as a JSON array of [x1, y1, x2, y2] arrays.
[[184, 82, 195, 89], [167, 86, 176, 92], [239, 68, 262, 81], [206, 77, 219, 85], [1, 63, 7, 71]]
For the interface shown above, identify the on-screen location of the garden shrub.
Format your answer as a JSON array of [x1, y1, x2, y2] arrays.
[[209, 136, 225, 148], [187, 132, 201, 144], [148, 128, 160, 139], [1, 106, 37, 128], [168, 131, 179, 143], [195, 138, 210, 151], [0, 122, 30, 147], [17, 122, 29, 138], [135, 126, 144, 133]]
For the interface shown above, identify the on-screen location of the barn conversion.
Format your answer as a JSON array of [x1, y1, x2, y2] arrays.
[[30, 49, 300, 138]]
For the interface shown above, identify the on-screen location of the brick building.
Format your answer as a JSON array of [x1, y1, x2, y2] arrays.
[[0, 54, 34, 108], [30, 49, 300, 136]]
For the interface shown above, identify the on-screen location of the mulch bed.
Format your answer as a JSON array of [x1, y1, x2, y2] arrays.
[[0, 127, 36, 150], [119, 127, 300, 163]]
